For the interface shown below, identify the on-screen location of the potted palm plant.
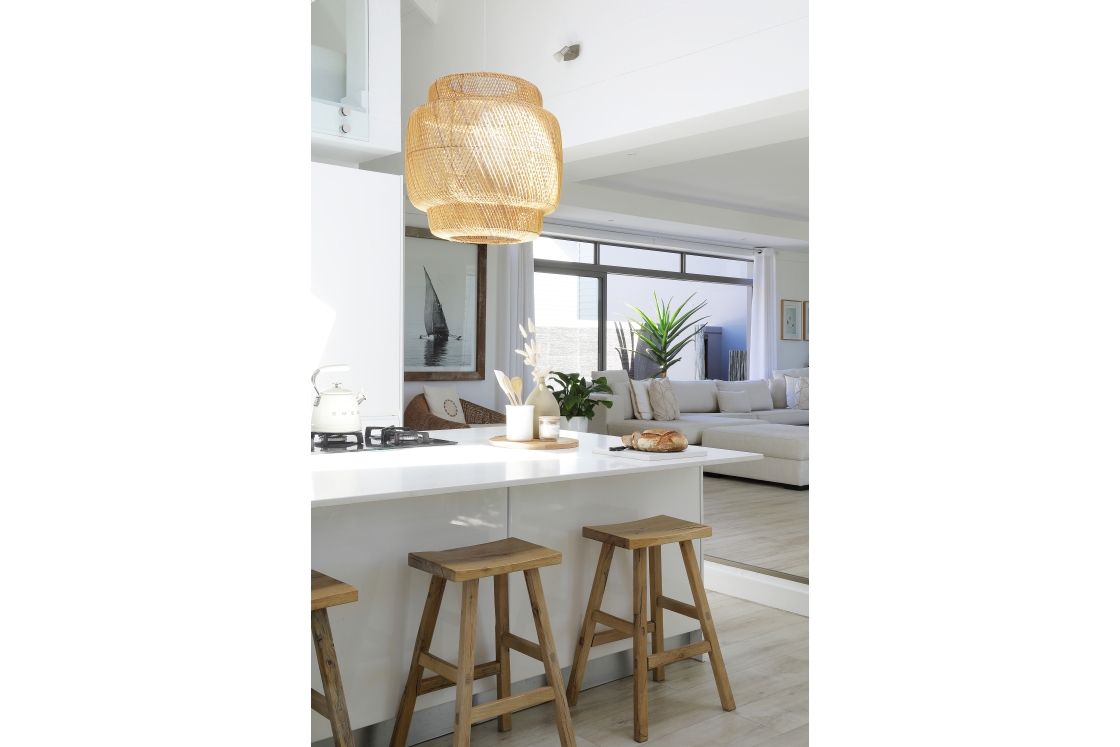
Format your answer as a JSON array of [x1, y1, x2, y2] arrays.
[[548, 373, 614, 432], [623, 292, 709, 378]]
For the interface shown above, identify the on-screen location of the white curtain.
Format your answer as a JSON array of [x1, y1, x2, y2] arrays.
[[749, 248, 778, 380], [495, 242, 536, 386]]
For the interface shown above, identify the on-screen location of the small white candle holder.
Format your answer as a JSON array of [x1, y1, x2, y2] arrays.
[[505, 405, 535, 441]]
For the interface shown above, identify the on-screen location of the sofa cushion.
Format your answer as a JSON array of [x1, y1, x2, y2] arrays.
[[671, 380, 719, 413], [703, 423, 809, 461], [716, 390, 752, 413], [648, 378, 680, 420], [629, 379, 653, 419], [785, 375, 809, 410], [744, 408, 808, 425], [594, 370, 632, 420], [768, 378, 787, 409], [607, 414, 760, 444], [715, 379, 773, 411]]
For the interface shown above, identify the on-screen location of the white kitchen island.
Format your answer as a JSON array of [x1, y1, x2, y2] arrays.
[[310, 427, 761, 746]]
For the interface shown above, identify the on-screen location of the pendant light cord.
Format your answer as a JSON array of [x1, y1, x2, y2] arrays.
[[483, 0, 487, 71]]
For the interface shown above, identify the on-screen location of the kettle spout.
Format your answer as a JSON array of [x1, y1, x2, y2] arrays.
[[356, 388, 367, 406]]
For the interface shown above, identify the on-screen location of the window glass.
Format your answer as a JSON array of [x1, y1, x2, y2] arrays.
[[599, 244, 681, 272], [606, 275, 750, 381], [533, 272, 600, 381], [534, 237, 594, 263], [685, 254, 752, 279]]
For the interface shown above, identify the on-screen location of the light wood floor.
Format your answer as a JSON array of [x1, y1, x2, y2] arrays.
[[703, 476, 809, 580], [412, 591, 808, 747]]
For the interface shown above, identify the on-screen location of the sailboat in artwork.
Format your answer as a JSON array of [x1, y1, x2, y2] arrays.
[[422, 267, 450, 339]]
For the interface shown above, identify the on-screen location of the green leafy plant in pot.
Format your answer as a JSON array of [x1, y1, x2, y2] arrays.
[[623, 292, 709, 378], [548, 373, 613, 432]]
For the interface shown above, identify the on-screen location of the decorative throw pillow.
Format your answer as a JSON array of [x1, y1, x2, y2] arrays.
[[785, 375, 809, 410], [423, 385, 466, 424], [629, 379, 653, 420], [768, 378, 788, 408], [648, 378, 680, 421], [716, 390, 752, 413]]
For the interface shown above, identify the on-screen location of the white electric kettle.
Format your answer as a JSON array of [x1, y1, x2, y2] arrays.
[[311, 364, 367, 434]]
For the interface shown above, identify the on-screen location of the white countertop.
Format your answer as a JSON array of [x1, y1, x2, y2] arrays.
[[310, 426, 762, 508]]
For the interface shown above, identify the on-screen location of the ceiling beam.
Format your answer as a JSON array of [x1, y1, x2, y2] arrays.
[[559, 184, 809, 242], [561, 91, 808, 184]]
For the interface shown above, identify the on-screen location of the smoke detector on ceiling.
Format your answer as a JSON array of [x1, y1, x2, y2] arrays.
[[553, 44, 580, 62]]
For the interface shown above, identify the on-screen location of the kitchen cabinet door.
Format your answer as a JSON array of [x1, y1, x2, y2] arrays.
[[311, 163, 402, 426]]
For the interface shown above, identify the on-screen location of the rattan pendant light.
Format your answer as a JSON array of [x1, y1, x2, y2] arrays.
[[404, 72, 563, 244]]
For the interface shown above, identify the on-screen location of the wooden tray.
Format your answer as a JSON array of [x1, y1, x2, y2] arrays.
[[489, 436, 579, 450]]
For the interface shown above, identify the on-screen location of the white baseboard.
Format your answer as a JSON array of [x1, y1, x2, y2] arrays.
[[704, 561, 809, 616]]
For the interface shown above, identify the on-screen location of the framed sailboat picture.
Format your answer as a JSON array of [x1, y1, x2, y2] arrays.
[[403, 235, 487, 381]]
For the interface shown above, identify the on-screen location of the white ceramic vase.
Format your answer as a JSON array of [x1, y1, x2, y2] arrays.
[[505, 405, 535, 441], [561, 416, 588, 433]]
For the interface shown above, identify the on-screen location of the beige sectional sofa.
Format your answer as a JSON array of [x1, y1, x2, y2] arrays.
[[589, 369, 809, 443]]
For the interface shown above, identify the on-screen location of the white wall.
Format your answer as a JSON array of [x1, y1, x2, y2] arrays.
[[776, 249, 809, 370]]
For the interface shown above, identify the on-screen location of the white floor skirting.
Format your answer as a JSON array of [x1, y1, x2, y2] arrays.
[[704, 561, 809, 616]]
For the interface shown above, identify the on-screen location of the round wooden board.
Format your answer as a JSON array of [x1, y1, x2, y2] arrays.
[[489, 436, 579, 450]]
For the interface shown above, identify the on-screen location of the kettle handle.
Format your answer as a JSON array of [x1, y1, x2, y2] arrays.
[[312, 364, 350, 404]]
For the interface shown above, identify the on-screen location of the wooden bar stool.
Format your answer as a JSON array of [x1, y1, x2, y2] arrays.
[[312, 570, 359, 747], [390, 537, 576, 747], [566, 515, 735, 743]]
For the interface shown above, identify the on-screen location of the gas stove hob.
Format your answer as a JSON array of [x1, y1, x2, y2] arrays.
[[310, 426, 457, 453], [366, 425, 457, 450]]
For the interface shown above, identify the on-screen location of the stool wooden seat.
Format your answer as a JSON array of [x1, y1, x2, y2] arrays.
[[409, 537, 562, 581], [391, 538, 575, 747], [566, 515, 735, 743], [311, 570, 358, 747]]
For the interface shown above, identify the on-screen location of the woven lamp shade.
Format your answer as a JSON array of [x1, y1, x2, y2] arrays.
[[405, 73, 563, 244]]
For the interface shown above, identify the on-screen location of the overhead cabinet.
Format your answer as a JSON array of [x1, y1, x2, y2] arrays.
[[311, 0, 400, 163]]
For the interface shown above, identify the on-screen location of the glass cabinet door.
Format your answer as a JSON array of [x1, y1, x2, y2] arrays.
[[311, 0, 368, 141]]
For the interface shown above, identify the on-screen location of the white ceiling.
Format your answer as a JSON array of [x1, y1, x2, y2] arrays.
[[582, 138, 809, 221]]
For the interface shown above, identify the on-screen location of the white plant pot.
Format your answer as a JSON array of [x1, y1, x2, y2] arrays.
[[505, 405, 536, 441], [562, 416, 589, 433]]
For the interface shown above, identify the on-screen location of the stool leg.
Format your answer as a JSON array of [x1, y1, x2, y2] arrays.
[[453, 579, 480, 747], [633, 547, 650, 743], [524, 568, 577, 747], [680, 539, 736, 711], [494, 573, 512, 732], [649, 545, 666, 682], [390, 576, 447, 747], [566, 542, 614, 706], [311, 608, 355, 747]]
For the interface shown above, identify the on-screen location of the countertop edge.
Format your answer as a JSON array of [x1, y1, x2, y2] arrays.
[[310, 451, 764, 509]]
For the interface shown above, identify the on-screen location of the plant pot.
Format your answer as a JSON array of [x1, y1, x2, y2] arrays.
[[561, 416, 588, 433], [505, 405, 535, 441]]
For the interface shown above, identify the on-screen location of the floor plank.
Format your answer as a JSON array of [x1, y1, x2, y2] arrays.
[[409, 591, 809, 747], [703, 476, 809, 579]]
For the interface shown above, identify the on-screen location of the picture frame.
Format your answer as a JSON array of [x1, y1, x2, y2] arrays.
[[802, 300, 809, 341], [403, 231, 487, 381], [781, 299, 803, 341]]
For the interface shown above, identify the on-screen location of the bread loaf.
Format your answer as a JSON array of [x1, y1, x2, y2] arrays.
[[621, 428, 688, 452]]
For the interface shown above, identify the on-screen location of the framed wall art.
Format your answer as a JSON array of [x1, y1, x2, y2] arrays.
[[802, 300, 809, 341], [781, 299, 803, 341], [403, 233, 487, 381]]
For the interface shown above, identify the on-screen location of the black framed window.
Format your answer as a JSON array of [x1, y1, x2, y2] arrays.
[[533, 237, 752, 377]]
